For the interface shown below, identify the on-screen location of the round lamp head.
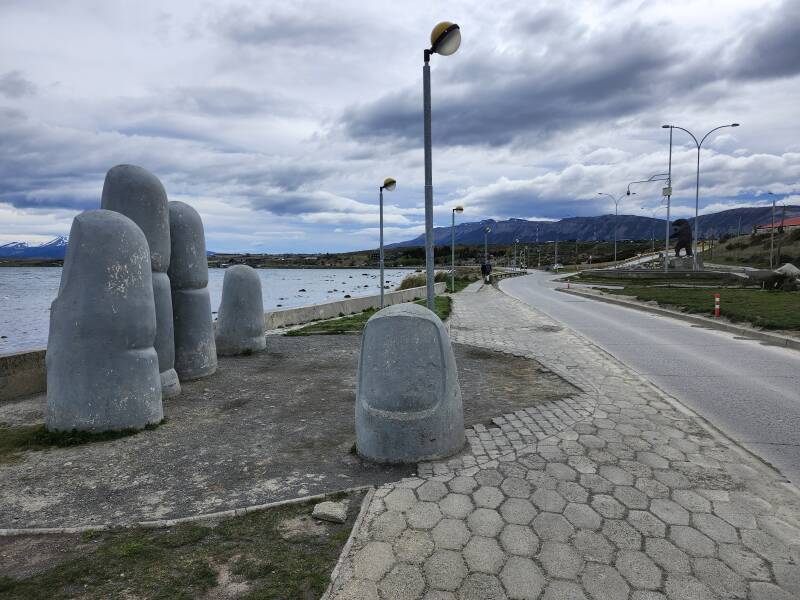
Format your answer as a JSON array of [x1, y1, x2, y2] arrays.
[[662, 124, 671, 129], [431, 22, 461, 56], [731, 123, 740, 127], [454, 205, 464, 213], [485, 226, 491, 233], [382, 177, 396, 191]]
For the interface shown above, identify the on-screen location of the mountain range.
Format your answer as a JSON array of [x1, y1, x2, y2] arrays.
[[0, 235, 69, 259], [387, 205, 800, 248]]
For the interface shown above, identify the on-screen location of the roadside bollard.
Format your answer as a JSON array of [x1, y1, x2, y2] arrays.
[[714, 293, 720, 318]]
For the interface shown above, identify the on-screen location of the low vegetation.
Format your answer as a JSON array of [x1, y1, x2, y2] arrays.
[[0, 495, 357, 599], [287, 295, 453, 336], [605, 286, 800, 330], [699, 230, 800, 268]]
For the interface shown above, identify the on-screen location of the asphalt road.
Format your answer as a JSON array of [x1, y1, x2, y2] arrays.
[[501, 271, 800, 484]]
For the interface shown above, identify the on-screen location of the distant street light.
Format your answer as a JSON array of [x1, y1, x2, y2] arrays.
[[514, 238, 519, 271], [379, 177, 396, 308], [484, 226, 491, 263], [598, 192, 634, 265], [451, 205, 463, 292], [662, 122, 740, 270], [423, 21, 461, 310], [628, 173, 670, 266]]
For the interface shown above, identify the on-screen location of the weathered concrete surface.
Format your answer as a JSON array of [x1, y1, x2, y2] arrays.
[[45, 210, 162, 432], [168, 201, 217, 380], [101, 164, 180, 398], [356, 304, 465, 464], [0, 335, 574, 528], [329, 283, 800, 599], [215, 265, 267, 356], [0, 350, 45, 403]]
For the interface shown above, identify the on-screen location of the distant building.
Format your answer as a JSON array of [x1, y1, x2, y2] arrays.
[[754, 216, 800, 233]]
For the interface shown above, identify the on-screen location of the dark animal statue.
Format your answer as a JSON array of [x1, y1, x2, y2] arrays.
[[671, 219, 693, 257]]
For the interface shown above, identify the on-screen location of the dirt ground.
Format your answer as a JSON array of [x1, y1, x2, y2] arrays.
[[0, 335, 577, 529]]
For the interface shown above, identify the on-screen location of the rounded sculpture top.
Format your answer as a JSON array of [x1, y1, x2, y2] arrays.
[[56, 209, 156, 346], [101, 164, 171, 272], [168, 200, 208, 289]]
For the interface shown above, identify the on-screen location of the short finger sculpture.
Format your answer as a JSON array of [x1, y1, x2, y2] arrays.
[[46, 210, 162, 431], [215, 265, 267, 356]]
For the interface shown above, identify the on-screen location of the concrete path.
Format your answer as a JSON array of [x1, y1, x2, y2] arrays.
[[501, 271, 800, 485], [328, 282, 800, 599]]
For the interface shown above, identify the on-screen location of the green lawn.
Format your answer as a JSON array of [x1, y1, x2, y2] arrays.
[[286, 295, 453, 336], [605, 287, 800, 330], [0, 495, 356, 599]]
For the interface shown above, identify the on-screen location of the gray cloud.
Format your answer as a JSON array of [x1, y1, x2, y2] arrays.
[[0, 70, 35, 98], [733, 0, 800, 80]]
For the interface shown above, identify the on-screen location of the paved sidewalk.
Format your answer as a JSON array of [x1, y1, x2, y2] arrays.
[[328, 282, 800, 599]]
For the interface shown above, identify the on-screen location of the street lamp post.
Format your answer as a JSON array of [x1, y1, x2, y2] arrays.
[[423, 21, 461, 310], [598, 192, 633, 265], [484, 226, 491, 263], [514, 238, 519, 271], [662, 123, 740, 270], [451, 205, 463, 292], [379, 177, 396, 308]]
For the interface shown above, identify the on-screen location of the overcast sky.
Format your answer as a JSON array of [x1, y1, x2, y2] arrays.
[[1, 0, 799, 252]]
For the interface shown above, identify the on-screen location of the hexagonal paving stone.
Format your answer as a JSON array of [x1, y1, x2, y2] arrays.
[[692, 558, 747, 599], [371, 510, 408, 542], [644, 538, 691, 574], [422, 589, 457, 600], [653, 469, 690, 490], [467, 508, 505, 537], [501, 556, 546, 600], [424, 550, 466, 591], [635, 478, 670, 499], [718, 543, 771, 581], [582, 563, 630, 600], [547, 462, 577, 481], [591, 495, 626, 519], [602, 519, 642, 550], [353, 541, 396, 581], [448, 475, 478, 495], [636, 451, 669, 469], [741, 529, 793, 563], [532, 488, 566, 513], [627, 510, 666, 537], [749, 582, 798, 600], [563, 502, 602, 530], [672, 489, 711, 513], [417, 480, 449, 502], [613, 486, 649, 509], [539, 540, 585, 579], [384, 488, 417, 512], [473, 486, 505, 509], [532, 512, 575, 542], [600, 465, 635, 486], [650, 499, 689, 525], [580, 473, 614, 494], [629, 592, 667, 600], [394, 529, 434, 564], [691, 513, 738, 544], [463, 536, 505, 574], [664, 574, 716, 600], [378, 563, 426, 600], [439, 493, 474, 519], [541, 580, 589, 600], [431, 518, 470, 550], [500, 497, 537, 525], [573, 529, 615, 564], [500, 476, 531, 498], [616, 550, 661, 590], [406, 501, 443, 530], [558, 481, 589, 503], [475, 468, 503, 487], [458, 573, 506, 600], [336, 579, 379, 600], [669, 526, 716, 557], [499, 524, 540, 557]]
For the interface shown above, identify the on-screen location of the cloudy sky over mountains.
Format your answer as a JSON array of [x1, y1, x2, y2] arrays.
[[1, 0, 798, 251]]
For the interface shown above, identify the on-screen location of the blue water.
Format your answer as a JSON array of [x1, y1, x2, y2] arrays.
[[0, 267, 415, 354]]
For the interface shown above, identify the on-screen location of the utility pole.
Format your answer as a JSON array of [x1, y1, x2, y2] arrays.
[[536, 224, 541, 268], [770, 197, 776, 269]]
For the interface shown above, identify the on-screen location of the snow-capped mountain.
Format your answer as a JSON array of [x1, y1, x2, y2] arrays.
[[0, 236, 68, 259]]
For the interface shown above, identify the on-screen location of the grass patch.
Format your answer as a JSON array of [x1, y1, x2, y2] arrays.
[[287, 295, 453, 336], [0, 496, 357, 599], [0, 421, 164, 461], [605, 286, 800, 330]]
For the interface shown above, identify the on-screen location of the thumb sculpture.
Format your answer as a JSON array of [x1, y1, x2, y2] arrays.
[[168, 201, 217, 380], [101, 164, 181, 398], [46, 210, 163, 431], [215, 265, 267, 356], [355, 303, 465, 463]]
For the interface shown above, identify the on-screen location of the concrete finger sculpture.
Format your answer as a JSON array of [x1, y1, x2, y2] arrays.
[[46, 210, 163, 431], [168, 201, 217, 380], [101, 164, 180, 398], [215, 265, 267, 356], [356, 302, 465, 463]]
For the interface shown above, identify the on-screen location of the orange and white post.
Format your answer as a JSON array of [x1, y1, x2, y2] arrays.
[[713, 293, 721, 318]]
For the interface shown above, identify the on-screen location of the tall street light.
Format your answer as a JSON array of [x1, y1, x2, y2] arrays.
[[451, 205, 463, 292], [662, 122, 740, 270], [423, 21, 461, 310], [598, 192, 633, 265], [379, 177, 396, 308], [514, 238, 519, 271], [484, 226, 491, 263], [628, 173, 670, 264]]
